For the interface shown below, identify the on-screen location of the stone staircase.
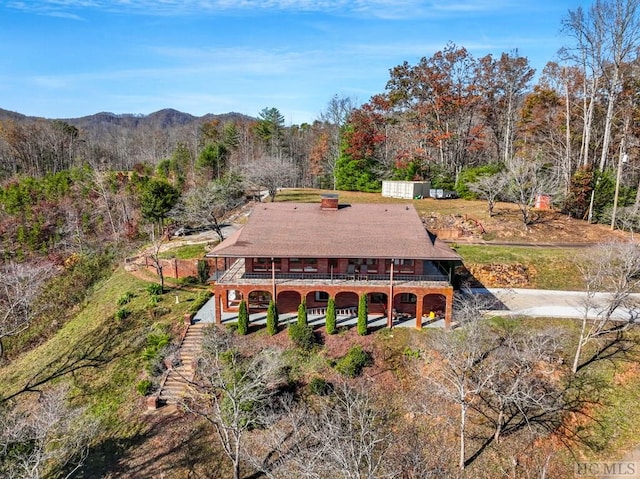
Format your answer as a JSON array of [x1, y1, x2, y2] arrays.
[[158, 322, 207, 407]]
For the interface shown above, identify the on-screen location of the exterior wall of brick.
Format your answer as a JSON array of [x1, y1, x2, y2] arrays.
[[213, 281, 454, 329], [143, 257, 223, 279]]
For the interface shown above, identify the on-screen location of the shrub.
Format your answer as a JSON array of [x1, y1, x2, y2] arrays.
[[237, 299, 249, 335], [115, 307, 131, 321], [147, 295, 159, 308], [117, 291, 134, 306], [136, 379, 154, 396], [308, 377, 332, 396], [288, 323, 315, 350], [334, 345, 372, 378], [403, 347, 421, 359], [266, 300, 279, 335], [357, 294, 368, 336], [142, 330, 171, 375], [146, 283, 163, 296], [197, 259, 210, 284], [326, 297, 336, 334]]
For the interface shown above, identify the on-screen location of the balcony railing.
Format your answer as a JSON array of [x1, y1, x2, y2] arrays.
[[213, 258, 451, 284], [222, 271, 449, 283], [245, 272, 447, 281]]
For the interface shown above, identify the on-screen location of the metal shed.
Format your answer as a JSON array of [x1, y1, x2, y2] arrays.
[[381, 180, 431, 199]]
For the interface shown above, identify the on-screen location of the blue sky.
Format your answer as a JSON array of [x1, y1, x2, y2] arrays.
[[1, 0, 590, 125]]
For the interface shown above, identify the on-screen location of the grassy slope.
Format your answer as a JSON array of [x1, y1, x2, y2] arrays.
[[0, 266, 211, 474]]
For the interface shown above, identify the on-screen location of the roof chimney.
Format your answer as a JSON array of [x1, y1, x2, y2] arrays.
[[320, 193, 339, 210]]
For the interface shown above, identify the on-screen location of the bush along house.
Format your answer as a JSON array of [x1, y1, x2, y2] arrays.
[[207, 194, 461, 329]]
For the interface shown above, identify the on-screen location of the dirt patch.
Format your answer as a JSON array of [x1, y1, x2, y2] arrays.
[[420, 201, 630, 245], [457, 263, 534, 288]]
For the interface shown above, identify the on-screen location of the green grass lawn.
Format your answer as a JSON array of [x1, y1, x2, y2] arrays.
[[456, 244, 586, 290], [159, 243, 206, 259]]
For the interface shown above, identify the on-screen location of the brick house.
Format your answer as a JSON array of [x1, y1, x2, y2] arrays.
[[207, 194, 461, 329]]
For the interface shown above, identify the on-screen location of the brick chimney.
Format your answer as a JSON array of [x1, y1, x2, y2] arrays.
[[320, 193, 339, 210]]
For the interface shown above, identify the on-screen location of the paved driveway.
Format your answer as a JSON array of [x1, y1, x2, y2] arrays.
[[472, 287, 640, 320]]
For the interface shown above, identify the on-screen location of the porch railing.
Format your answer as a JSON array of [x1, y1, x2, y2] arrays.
[[239, 272, 449, 282]]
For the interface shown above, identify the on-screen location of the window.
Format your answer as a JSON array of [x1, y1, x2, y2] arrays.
[[385, 259, 415, 273], [303, 258, 318, 272], [315, 291, 329, 302], [370, 293, 386, 304], [400, 293, 416, 303], [253, 258, 280, 271], [289, 258, 317, 272], [348, 258, 377, 272]]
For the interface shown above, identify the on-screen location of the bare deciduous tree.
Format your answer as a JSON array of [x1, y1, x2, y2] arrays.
[[426, 317, 494, 471], [183, 327, 286, 479], [0, 262, 54, 359], [292, 381, 395, 479], [502, 157, 558, 227], [169, 173, 245, 242], [0, 385, 98, 479], [572, 240, 640, 373], [243, 156, 298, 202], [468, 172, 508, 217]]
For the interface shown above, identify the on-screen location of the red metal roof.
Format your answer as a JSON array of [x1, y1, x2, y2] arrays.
[[208, 202, 461, 260]]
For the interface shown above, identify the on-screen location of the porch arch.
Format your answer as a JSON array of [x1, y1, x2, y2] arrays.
[[335, 291, 358, 310], [422, 293, 447, 320], [275, 290, 302, 314], [247, 290, 272, 312]]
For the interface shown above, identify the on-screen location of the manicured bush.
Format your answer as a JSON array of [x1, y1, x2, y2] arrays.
[[266, 300, 279, 335], [326, 297, 337, 334], [357, 294, 368, 336], [297, 300, 308, 326], [334, 345, 372, 378], [237, 299, 249, 335], [288, 323, 315, 350]]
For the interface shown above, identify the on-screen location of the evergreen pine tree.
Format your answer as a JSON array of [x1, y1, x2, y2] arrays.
[[357, 294, 368, 336], [297, 298, 308, 326], [237, 299, 249, 335], [326, 297, 337, 334], [266, 300, 279, 335]]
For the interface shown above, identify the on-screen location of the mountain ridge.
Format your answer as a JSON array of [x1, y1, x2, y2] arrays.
[[0, 107, 256, 129]]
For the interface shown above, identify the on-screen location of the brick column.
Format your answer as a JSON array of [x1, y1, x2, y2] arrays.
[[444, 288, 453, 331], [215, 287, 223, 324]]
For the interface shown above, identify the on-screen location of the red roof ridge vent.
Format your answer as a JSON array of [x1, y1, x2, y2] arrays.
[[320, 193, 339, 210]]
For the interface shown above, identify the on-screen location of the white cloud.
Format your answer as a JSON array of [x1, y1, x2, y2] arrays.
[[5, 0, 518, 20]]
